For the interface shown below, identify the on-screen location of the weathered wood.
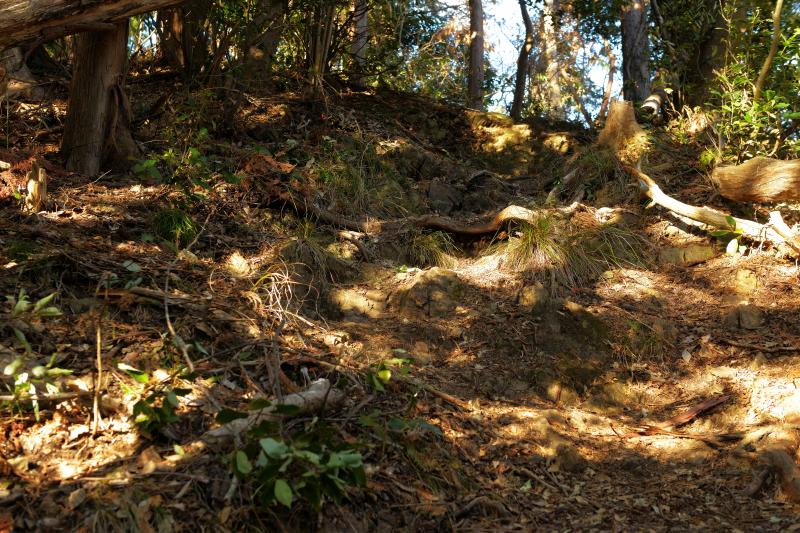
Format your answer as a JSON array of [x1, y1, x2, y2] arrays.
[[629, 164, 800, 254], [0, 1, 187, 51], [712, 157, 800, 203]]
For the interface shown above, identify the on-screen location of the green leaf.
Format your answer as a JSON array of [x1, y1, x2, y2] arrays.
[[235, 450, 252, 475], [260, 437, 289, 459], [274, 479, 293, 507], [14, 328, 31, 353], [3, 357, 23, 376], [37, 307, 62, 317], [118, 363, 149, 383], [273, 404, 301, 416], [376, 369, 391, 383], [246, 398, 272, 410], [725, 215, 736, 229], [710, 230, 730, 238], [33, 293, 56, 312], [122, 260, 141, 273], [216, 408, 248, 423]]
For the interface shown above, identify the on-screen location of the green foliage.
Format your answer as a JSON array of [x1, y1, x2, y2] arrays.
[[131, 387, 190, 436], [710, 3, 799, 161], [1, 291, 67, 419], [366, 357, 412, 392], [152, 208, 199, 248], [232, 416, 365, 510]]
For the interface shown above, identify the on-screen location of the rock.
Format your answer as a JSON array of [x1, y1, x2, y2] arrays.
[[588, 382, 631, 411], [427, 180, 460, 214], [734, 269, 758, 296], [555, 443, 587, 473], [517, 283, 550, 314], [724, 303, 763, 330], [328, 288, 386, 318], [392, 268, 465, 318], [658, 244, 719, 266]]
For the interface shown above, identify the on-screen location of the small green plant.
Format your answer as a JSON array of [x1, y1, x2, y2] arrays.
[[1, 290, 68, 418], [710, 215, 744, 254], [366, 357, 412, 392], [119, 363, 189, 437], [152, 208, 199, 248], [228, 410, 366, 510]]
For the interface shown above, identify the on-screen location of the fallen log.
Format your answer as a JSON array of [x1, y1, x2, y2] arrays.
[[628, 165, 800, 255], [0, 1, 187, 51], [712, 157, 800, 203]]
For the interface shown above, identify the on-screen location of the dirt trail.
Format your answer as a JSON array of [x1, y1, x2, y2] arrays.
[[1, 90, 799, 531]]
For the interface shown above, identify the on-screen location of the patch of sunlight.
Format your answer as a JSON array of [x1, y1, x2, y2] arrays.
[[482, 124, 532, 152]]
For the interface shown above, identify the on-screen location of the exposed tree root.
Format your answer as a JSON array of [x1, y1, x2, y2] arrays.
[[627, 165, 800, 255], [712, 157, 800, 203]]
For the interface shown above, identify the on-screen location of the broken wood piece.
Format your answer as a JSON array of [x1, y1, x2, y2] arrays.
[[712, 157, 800, 203], [628, 165, 800, 255], [194, 378, 344, 450], [24, 159, 46, 212], [661, 394, 730, 429]]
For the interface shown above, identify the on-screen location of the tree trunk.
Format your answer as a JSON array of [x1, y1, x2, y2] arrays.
[[621, 0, 651, 102], [61, 22, 140, 177], [245, 0, 288, 75], [0, 0, 187, 51], [529, 0, 563, 120], [467, 0, 484, 109], [596, 37, 616, 124], [510, 0, 534, 121], [1, 46, 44, 100], [349, 0, 369, 86], [157, 8, 185, 70]]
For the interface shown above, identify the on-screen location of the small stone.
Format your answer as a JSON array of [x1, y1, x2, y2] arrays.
[[724, 303, 763, 330], [734, 269, 758, 296], [67, 488, 87, 510]]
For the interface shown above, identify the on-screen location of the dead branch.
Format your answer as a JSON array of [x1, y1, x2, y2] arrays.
[[628, 165, 800, 255]]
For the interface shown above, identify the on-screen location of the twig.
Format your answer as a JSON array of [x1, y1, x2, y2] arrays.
[[720, 338, 800, 354]]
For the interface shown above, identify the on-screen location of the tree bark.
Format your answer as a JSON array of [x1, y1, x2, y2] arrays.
[[61, 22, 140, 177], [245, 0, 288, 75], [621, 0, 651, 102], [349, 0, 369, 86], [467, 0, 485, 109], [157, 8, 185, 70], [0, 0, 187, 52], [712, 157, 800, 203], [510, 0, 534, 121]]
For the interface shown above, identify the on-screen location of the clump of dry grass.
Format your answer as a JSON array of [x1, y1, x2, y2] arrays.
[[501, 209, 650, 288], [409, 230, 458, 267]]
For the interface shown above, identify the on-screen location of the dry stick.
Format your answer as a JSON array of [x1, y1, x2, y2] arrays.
[[92, 318, 102, 435], [627, 165, 800, 254]]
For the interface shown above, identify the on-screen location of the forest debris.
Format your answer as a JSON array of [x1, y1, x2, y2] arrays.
[[712, 157, 800, 203], [192, 378, 343, 451], [763, 448, 800, 502], [629, 165, 800, 255], [659, 395, 729, 430], [24, 159, 47, 212]]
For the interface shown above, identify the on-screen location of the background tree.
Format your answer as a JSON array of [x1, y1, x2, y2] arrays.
[[510, 0, 534, 120], [467, 0, 484, 109], [620, 0, 650, 102]]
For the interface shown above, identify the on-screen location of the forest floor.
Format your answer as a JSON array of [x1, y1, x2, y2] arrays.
[[1, 79, 800, 531]]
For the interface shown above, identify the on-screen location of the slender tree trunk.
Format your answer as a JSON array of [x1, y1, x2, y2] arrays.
[[61, 22, 140, 177], [753, 0, 784, 102], [349, 0, 369, 86], [621, 0, 651, 102], [531, 0, 564, 120], [596, 37, 616, 124], [510, 0, 534, 120], [467, 0, 484, 109]]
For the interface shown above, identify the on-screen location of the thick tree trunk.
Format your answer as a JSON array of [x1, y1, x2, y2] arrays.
[[712, 157, 800, 203], [467, 0, 484, 109], [0, 0, 187, 51], [510, 0, 534, 121], [621, 0, 651, 102], [349, 0, 369, 86], [61, 22, 140, 177]]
